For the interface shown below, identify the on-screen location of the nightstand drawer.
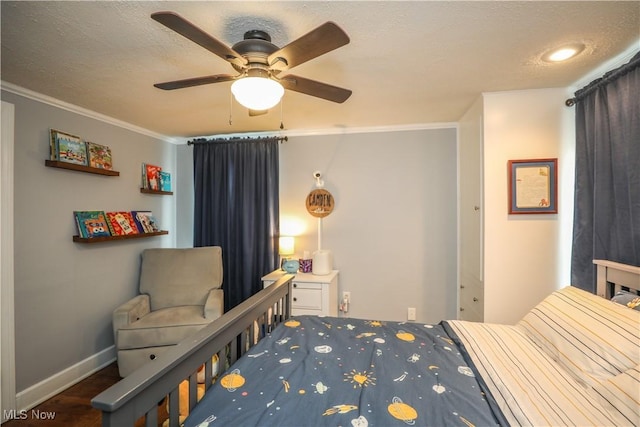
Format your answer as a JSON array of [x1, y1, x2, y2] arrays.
[[291, 284, 322, 310], [292, 282, 322, 290], [261, 270, 339, 317]]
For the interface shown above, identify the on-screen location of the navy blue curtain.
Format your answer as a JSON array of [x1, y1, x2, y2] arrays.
[[192, 138, 280, 310], [570, 51, 640, 292]]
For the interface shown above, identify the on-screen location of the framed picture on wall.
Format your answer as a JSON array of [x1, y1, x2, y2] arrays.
[[508, 158, 558, 214]]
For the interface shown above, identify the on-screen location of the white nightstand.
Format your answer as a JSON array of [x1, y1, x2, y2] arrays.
[[262, 270, 339, 316]]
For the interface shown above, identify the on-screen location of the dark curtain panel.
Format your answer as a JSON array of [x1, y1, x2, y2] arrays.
[[571, 51, 640, 292], [193, 138, 280, 310]]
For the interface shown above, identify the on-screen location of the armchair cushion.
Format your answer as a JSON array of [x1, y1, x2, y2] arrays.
[[139, 247, 223, 311], [204, 288, 224, 320], [112, 294, 150, 338], [117, 305, 212, 349]]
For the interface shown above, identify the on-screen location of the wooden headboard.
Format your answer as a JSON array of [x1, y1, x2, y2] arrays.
[[593, 259, 640, 298]]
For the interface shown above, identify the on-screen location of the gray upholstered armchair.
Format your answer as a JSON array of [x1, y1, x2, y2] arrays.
[[113, 246, 224, 377]]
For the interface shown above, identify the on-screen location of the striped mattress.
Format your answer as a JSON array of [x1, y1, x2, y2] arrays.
[[446, 286, 640, 426]]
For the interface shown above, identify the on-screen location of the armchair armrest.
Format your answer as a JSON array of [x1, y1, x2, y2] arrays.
[[204, 289, 224, 320], [112, 294, 150, 338]]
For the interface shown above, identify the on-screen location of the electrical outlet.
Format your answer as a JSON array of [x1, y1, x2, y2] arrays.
[[407, 307, 416, 321], [340, 292, 351, 314], [342, 291, 351, 303]]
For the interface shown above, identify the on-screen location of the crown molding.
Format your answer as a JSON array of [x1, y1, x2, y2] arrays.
[[2, 80, 456, 145], [0, 81, 181, 144]]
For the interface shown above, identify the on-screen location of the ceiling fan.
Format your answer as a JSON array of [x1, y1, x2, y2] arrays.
[[151, 11, 352, 115]]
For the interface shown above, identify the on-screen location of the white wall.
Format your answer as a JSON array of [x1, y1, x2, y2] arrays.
[[278, 129, 458, 323], [482, 88, 575, 324]]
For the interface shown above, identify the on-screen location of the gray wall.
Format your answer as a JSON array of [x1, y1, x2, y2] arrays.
[[176, 144, 194, 248], [280, 130, 458, 322], [2, 90, 176, 392], [175, 128, 458, 323]]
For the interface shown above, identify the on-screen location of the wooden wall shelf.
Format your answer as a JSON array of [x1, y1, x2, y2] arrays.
[[45, 160, 120, 176], [140, 188, 173, 195], [73, 230, 168, 243]]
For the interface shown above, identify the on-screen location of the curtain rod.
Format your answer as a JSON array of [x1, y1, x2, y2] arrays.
[[187, 135, 288, 146], [565, 50, 640, 106]]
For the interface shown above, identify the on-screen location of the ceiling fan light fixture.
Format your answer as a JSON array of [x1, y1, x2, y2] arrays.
[[231, 77, 284, 110]]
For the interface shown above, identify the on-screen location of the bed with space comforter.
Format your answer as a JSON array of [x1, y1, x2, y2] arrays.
[[184, 315, 507, 426], [92, 259, 640, 426], [183, 285, 639, 427]]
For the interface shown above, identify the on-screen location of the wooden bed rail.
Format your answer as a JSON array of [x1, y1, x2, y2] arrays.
[[92, 274, 294, 427], [593, 259, 640, 298]]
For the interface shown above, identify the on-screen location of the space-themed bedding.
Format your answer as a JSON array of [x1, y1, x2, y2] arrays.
[[183, 315, 507, 426]]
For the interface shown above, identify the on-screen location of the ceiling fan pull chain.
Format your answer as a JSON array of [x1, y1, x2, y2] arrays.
[[228, 91, 233, 126], [280, 96, 284, 130]]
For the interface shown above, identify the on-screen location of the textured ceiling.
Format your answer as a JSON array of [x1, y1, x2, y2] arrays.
[[2, 1, 639, 139]]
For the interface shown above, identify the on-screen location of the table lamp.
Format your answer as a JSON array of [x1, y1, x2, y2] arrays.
[[279, 236, 296, 271]]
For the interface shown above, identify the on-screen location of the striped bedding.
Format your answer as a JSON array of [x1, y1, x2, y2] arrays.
[[446, 286, 640, 426]]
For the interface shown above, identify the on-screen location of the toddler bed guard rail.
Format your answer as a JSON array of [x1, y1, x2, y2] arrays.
[[92, 274, 294, 427]]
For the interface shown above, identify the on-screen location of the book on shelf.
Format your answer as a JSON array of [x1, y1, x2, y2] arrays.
[[147, 215, 160, 232], [52, 129, 87, 165], [49, 129, 58, 160], [74, 211, 111, 238], [86, 142, 113, 170], [141, 163, 147, 189], [144, 164, 162, 191], [106, 211, 140, 235], [159, 171, 171, 192], [131, 211, 159, 233]]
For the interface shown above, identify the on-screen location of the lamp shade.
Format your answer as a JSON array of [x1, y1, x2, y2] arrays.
[[279, 236, 295, 256], [231, 77, 284, 110]]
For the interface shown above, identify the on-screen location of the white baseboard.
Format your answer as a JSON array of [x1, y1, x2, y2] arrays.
[[15, 346, 116, 412]]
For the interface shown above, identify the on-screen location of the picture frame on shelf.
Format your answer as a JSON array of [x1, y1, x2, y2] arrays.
[[508, 158, 558, 214], [51, 129, 87, 166]]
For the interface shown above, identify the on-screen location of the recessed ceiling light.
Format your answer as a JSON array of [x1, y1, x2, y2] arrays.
[[543, 43, 585, 62]]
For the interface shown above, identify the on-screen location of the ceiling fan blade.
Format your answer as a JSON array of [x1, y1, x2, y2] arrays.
[[154, 74, 236, 90], [248, 109, 268, 116], [280, 74, 352, 103], [151, 11, 247, 68], [268, 22, 349, 72]]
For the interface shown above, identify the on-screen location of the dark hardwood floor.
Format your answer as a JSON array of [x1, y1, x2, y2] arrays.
[[3, 363, 167, 427]]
